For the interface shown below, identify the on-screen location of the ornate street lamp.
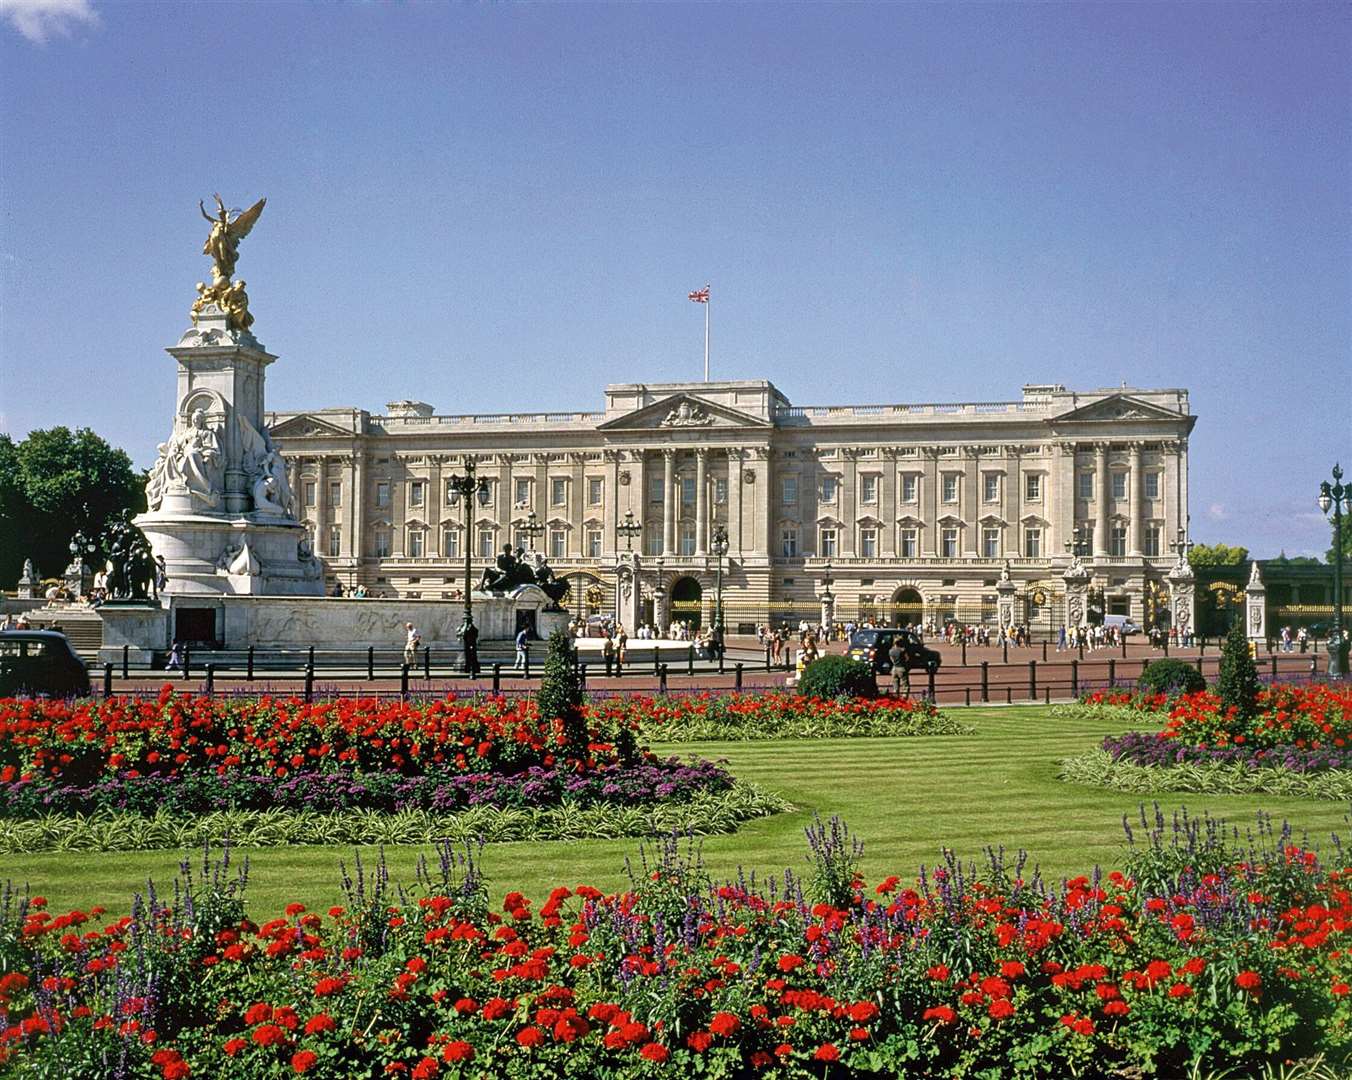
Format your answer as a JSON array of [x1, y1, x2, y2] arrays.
[[616, 508, 643, 552], [1169, 524, 1195, 564], [653, 555, 667, 634], [820, 559, 835, 637], [711, 523, 729, 648], [1318, 464, 1348, 678], [446, 455, 491, 670], [520, 510, 545, 551], [1064, 524, 1091, 559]]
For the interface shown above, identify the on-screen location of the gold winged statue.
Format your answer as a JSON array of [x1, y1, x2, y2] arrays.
[[192, 194, 266, 332]]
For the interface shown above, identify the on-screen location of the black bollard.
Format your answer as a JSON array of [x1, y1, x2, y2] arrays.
[[1270, 654, 1277, 683], [927, 666, 936, 701], [524, 652, 531, 680], [400, 663, 409, 697], [735, 662, 743, 691], [492, 663, 501, 693], [965, 687, 971, 706], [1071, 659, 1079, 696], [688, 645, 695, 677], [654, 648, 661, 677], [1002, 640, 1009, 665], [304, 662, 314, 703], [580, 663, 588, 689], [718, 645, 725, 675], [182, 646, 192, 682], [424, 645, 431, 681], [1005, 685, 1012, 704], [1041, 641, 1048, 663], [205, 663, 215, 696], [765, 643, 772, 672], [103, 662, 113, 698], [1028, 660, 1036, 701], [367, 645, 375, 682], [121, 644, 129, 680], [1108, 658, 1116, 689], [961, 640, 967, 667], [1078, 640, 1085, 661], [247, 645, 255, 681], [980, 660, 989, 703], [659, 663, 668, 693], [1120, 637, 1126, 659], [308, 644, 316, 668]]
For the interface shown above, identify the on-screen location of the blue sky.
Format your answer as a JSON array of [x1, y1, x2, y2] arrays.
[[1, 1, 1347, 557]]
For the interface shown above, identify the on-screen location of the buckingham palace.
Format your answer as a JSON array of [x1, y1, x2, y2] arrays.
[[266, 380, 1195, 635]]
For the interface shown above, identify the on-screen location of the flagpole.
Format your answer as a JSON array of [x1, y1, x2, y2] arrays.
[[704, 283, 710, 382]]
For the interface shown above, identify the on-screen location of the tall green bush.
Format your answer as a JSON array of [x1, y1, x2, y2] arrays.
[[536, 630, 589, 759], [1215, 619, 1260, 718], [1137, 658, 1206, 698], [797, 654, 878, 699]]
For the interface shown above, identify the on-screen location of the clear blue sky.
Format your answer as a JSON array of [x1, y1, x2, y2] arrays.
[[1, 2, 1347, 557]]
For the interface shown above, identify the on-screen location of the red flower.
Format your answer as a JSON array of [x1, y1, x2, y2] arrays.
[[304, 1013, 336, 1035], [709, 1011, 740, 1037], [1168, 983, 1193, 999], [223, 1037, 248, 1056], [687, 1031, 713, 1052], [482, 996, 514, 1021], [1235, 970, 1262, 992], [291, 1049, 318, 1074], [442, 1041, 474, 1063], [411, 1058, 440, 1080], [1000, 960, 1025, 979], [516, 1025, 543, 1047], [922, 1005, 956, 1024], [640, 1042, 669, 1063], [244, 1002, 273, 1025], [777, 954, 805, 973], [252, 1024, 286, 1046], [987, 999, 1015, 1020], [814, 1043, 840, 1061], [848, 1001, 879, 1023], [926, 964, 950, 981]]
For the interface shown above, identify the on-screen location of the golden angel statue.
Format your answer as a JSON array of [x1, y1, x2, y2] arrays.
[[199, 193, 266, 286]]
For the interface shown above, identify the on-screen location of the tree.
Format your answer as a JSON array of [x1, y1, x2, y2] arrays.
[[535, 630, 588, 763], [0, 427, 145, 586], [1328, 520, 1352, 570], [1215, 619, 1260, 719], [1188, 543, 1250, 569]]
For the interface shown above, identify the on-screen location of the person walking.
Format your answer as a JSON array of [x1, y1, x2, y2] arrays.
[[514, 625, 529, 671], [602, 632, 615, 676], [616, 624, 628, 667], [458, 616, 481, 677], [888, 638, 908, 698], [165, 639, 183, 672], [403, 622, 421, 668]]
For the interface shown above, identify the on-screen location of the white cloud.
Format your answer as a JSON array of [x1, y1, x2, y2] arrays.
[[0, 0, 98, 44], [1207, 502, 1228, 521]]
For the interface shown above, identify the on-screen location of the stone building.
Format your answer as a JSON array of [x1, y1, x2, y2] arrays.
[[267, 380, 1195, 636]]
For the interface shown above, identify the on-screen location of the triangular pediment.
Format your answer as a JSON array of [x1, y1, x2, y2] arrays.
[[597, 393, 772, 432], [1050, 394, 1181, 425], [269, 414, 352, 439]]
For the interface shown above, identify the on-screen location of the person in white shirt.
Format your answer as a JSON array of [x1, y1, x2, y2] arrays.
[[403, 622, 421, 667]]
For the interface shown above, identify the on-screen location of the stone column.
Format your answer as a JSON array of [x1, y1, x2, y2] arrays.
[[727, 449, 744, 556], [1054, 442, 1077, 554], [428, 457, 443, 556], [570, 452, 586, 557], [996, 564, 1018, 629], [1094, 443, 1110, 557], [603, 450, 620, 556], [1063, 561, 1092, 629], [662, 449, 677, 556], [1245, 561, 1267, 644], [391, 459, 406, 557], [842, 449, 857, 556], [1128, 442, 1143, 556], [349, 452, 365, 566], [695, 448, 708, 554], [963, 447, 979, 557], [615, 551, 642, 631], [1167, 556, 1196, 644], [313, 455, 327, 556], [882, 449, 898, 556], [922, 448, 939, 556]]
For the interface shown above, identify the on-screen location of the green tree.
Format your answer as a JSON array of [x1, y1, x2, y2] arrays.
[[1188, 542, 1250, 568], [1215, 619, 1260, 719], [535, 630, 588, 763], [1328, 520, 1352, 569], [0, 427, 145, 586]]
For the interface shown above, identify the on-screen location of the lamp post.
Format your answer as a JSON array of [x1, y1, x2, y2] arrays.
[[653, 555, 667, 635], [1064, 523, 1091, 559], [447, 456, 491, 670], [520, 510, 545, 552], [820, 560, 835, 639], [1319, 464, 1348, 678], [616, 508, 643, 552], [711, 524, 729, 650]]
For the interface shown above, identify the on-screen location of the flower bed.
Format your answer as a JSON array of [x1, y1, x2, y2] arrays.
[[592, 692, 969, 742], [3, 808, 1351, 1078]]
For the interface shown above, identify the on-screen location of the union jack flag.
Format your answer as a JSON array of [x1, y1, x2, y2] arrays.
[[688, 286, 709, 303]]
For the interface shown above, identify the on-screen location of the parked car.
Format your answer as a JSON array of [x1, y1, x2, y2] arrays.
[[0, 630, 91, 698], [1102, 615, 1140, 635], [846, 628, 942, 674]]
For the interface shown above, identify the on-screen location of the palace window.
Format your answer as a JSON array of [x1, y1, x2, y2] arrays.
[[679, 523, 696, 555], [587, 529, 602, 558], [781, 527, 799, 558], [645, 527, 662, 556], [983, 474, 1000, 503], [819, 528, 838, 557], [941, 527, 959, 558], [478, 529, 495, 559], [1144, 525, 1161, 557], [714, 477, 728, 504], [375, 530, 391, 558], [860, 527, 878, 558], [1078, 472, 1093, 500], [587, 477, 603, 505], [328, 481, 342, 507], [860, 475, 878, 504], [409, 481, 425, 508], [782, 476, 798, 505], [551, 477, 567, 506], [327, 526, 342, 558], [1111, 472, 1127, 500], [900, 528, 918, 558], [513, 477, 530, 505], [512, 528, 528, 551], [1023, 528, 1042, 558], [1144, 472, 1160, 500], [681, 476, 696, 505], [445, 482, 460, 506], [820, 475, 838, 503], [303, 481, 317, 507], [375, 481, 391, 508], [1025, 474, 1042, 501], [901, 475, 918, 502], [649, 476, 664, 504], [443, 528, 460, 558], [550, 528, 566, 559], [408, 528, 425, 558], [982, 527, 1000, 558], [1110, 526, 1128, 557], [942, 476, 958, 503]]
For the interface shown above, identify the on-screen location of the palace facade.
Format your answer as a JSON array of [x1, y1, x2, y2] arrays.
[[267, 380, 1195, 634]]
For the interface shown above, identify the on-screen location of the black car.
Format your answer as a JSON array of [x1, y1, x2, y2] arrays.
[[0, 630, 91, 698], [846, 628, 941, 675]]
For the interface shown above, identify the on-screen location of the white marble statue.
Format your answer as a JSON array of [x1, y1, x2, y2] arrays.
[[237, 412, 295, 516], [147, 408, 223, 511]]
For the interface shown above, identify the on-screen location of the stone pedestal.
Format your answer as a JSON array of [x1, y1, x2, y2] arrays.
[[16, 562, 40, 600], [820, 591, 835, 633], [1245, 561, 1267, 644], [653, 580, 669, 634], [996, 562, 1019, 629], [97, 601, 171, 666], [614, 552, 642, 634], [63, 561, 91, 600], [1167, 558, 1196, 643], [1062, 559, 1092, 629]]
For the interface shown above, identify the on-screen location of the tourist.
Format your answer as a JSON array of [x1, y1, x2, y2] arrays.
[[15, 614, 30, 629], [165, 639, 183, 671], [154, 555, 168, 594], [513, 625, 529, 671], [1298, 626, 1309, 653], [403, 622, 421, 667], [889, 638, 908, 698], [616, 624, 628, 665], [458, 616, 481, 677], [602, 633, 615, 676]]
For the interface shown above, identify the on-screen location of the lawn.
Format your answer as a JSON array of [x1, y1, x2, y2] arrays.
[[7, 704, 1351, 915]]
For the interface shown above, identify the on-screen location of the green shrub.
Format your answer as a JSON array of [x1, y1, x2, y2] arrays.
[[536, 629, 587, 757], [796, 654, 878, 699], [1137, 657, 1206, 698], [1216, 619, 1260, 718]]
